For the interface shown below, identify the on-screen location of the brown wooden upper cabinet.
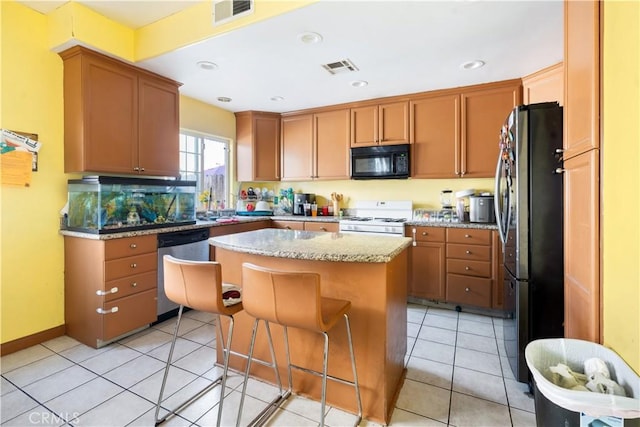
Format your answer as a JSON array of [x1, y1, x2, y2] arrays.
[[411, 80, 521, 178], [281, 109, 350, 181], [236, 111, 281, 181], [522, 62, 564, 106], [564, 0, 600, 159], [59, 46, 180, 177], [350, 101, 409, 147]]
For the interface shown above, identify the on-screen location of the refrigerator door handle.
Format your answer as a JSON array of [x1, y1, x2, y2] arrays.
[[494, 150, 507, 245]]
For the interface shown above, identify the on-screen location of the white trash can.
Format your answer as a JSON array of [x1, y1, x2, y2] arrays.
[[525, 338, 640, 427]]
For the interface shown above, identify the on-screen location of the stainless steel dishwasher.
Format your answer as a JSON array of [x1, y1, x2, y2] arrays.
[[157, 228, 210, 321]]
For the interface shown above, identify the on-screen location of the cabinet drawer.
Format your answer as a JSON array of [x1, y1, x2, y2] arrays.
[[271, 221, 304, 230], [304, 222, 338, 232], [103, 270, 157, 302], [101, 289, 157, 341], [447, 259, 491, 277], [105, 252, 157, 281], [408, 226, 445, 243], [105, 235, 157, 260], [447, 244, 491, 261], [446, 275, 491, 308], [446, 228, 491, 245]]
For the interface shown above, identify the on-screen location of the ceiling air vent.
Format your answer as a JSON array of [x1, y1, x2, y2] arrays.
[[322, 59, 359, 75], [212, 0, 254, 26]]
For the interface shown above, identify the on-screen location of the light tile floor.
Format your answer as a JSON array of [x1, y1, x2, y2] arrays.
[[1, 304, 536, 426]]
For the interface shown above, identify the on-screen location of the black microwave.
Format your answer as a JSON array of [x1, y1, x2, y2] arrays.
[[350, 144, 410, 179]]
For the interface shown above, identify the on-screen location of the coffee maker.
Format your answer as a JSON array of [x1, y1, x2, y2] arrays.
[[293, 193, 315, 215]]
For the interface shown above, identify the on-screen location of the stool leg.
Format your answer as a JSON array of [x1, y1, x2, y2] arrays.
[[237, 318, 259, 427], [216, 313, 235, 427], [155, 305, 184, 425], [344, 313, 362, 424], [281, 326, 293, 392], [321, 332, 329, 427]]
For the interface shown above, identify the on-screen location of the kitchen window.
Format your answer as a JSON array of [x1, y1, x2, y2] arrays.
[[179, 131, 230, 210]]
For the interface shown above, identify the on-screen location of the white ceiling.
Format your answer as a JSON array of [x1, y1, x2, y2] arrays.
[[21, 0, 564, 113]]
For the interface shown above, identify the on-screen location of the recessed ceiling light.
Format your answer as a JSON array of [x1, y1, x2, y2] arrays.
[[270, 96, 284, 102], [217, 97, 232, 102], [351, 80, 368, 88], [299, 32, 323, 44], [196, 60, 218, 70], [460, 60, 485, 70]]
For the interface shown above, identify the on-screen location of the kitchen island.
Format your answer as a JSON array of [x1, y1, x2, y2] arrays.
[[209, 228, 411, 424]]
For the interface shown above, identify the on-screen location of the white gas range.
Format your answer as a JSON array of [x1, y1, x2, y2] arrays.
[[339, 200, 413, 236]]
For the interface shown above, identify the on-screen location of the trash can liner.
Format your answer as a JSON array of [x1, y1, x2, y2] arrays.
[[525, 338, 640, 419]]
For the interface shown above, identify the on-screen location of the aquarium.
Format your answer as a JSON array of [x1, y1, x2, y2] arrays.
[[65, 176, 196, 234]]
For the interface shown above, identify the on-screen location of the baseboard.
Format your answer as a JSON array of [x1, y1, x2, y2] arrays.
[[0, 325, 66, 356]]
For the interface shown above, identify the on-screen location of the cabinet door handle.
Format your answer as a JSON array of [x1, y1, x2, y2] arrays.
[[412, 228, 417, 246], [133, 167, 140, 171], [465, 287, 470, 292], [554, 168, 565, 174], [464, 234, 471, 238], [421, 231, 428, 236], [286, 226, 292, 230], [130, 243, 137, 249], [130, 263, 137, 268], [131, 282, 137, 288], [96, 307, 119, 315], [465, 266, 471, 271], [140, 167, 145, 172], [320, 227, 327, 231], [466, 250, 471, 254], [96, 287, 118, 296]]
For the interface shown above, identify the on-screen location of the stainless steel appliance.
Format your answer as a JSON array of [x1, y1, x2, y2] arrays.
[[293, 193, 316, 215], [339, 200, 412, 236], [157, 228, 210, 321], [469, 195, 495, 223], [494, 102, 564, 384], [350, 144, 410, 179]]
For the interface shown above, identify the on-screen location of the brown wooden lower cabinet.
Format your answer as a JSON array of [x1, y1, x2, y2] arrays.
[[407, 226, 504, 310], [64, 234, 158, 348]]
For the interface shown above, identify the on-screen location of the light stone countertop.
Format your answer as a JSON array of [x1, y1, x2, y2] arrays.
[[209, 228, 412, 263]]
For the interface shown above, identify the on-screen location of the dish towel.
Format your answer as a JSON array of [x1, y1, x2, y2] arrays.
[[222, 283, 242, 307]]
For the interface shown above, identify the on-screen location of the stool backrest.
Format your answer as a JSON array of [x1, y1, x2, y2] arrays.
[[242, 262, 323, 331], [163, 255, 230, 314]]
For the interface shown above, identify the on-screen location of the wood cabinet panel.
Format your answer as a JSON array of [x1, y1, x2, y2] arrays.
[[104, 252, 157, 282], [270, 220, 304, 230], [410, 226, 446, 243], [446, 275, 492, 308], [410, 94, 460, 178], [104, 271, 157, 302], [209, 220, 271, 260], [461, 84, 521, 177], [303, 222, 338, 232], [564, 0, 600, 158], [491, 231, 504, 309], [236, 111, 281, 182], [314, 109, 350, 179], [409, 243, 446, 300], [60, 46, 180, 176], [446, 259, 491, 278], [105, 234, 157, 260], [102, 289, 157, 341], [563, 150, 600, 341], [281, 114, 313, 180], [522, 62, 564, 106], [138, 76, 179, 176], [446, 228, 491, 245], [447, 243, 491, 261], [350, 101, 408, 147]]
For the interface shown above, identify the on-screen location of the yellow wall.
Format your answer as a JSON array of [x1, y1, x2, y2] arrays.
[[602, 0, 640, 373], [1, 1, 67, 341]]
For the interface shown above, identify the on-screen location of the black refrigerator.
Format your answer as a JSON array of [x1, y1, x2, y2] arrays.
[[494, 102, 564, 384]]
